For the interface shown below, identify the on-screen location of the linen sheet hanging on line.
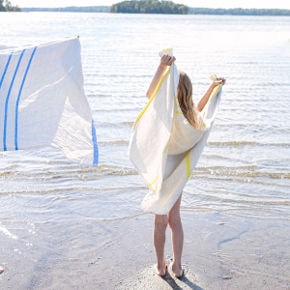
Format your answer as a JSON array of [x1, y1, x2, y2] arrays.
[[0, 37, 98, 166], [129, 57, 222, 214]]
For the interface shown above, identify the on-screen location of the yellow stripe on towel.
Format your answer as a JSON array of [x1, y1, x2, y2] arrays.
[[147, 175, 159, 192], [133, 68, 171, 128], [185, 152, 191, 179]]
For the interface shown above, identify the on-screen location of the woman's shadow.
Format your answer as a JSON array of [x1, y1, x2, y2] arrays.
[[162, 272, 204, 290]]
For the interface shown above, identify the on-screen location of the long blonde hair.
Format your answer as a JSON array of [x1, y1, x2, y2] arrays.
[[177, 71, 198, 127]]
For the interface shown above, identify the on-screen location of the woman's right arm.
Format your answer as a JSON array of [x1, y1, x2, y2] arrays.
[[197, 77, 225, 112], [146, 55, 176, 99]]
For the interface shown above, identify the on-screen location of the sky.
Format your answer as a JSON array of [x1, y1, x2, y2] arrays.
[[12, 0, 290, 10]]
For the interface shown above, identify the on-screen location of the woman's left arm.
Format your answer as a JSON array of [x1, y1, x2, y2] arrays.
[[146, 55, 176, 99]]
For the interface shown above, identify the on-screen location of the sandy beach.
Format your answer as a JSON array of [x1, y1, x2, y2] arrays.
[[1, 209, 289, 289]]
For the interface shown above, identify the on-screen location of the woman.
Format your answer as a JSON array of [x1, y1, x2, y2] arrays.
[[146, 54, 225, 278], [129, 53, 225, 279]]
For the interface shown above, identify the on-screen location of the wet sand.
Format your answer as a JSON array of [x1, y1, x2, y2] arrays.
[[1, 210, 289, 289]]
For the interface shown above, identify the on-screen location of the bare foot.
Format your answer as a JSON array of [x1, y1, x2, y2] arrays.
[[0, 266, 4, 274], [155, 262, 167, 277], [170, 262, 184, 279]]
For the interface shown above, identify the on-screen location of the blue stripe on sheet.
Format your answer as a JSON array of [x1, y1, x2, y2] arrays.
[[91, 120, 98, 166], [14, 47, 37, 150], [3, 49, 25, 151], [0, 54, 12, 89]]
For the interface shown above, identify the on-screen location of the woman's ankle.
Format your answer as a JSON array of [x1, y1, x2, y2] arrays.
[[170, 261, 183, 277], [155, 260, 167, 276]]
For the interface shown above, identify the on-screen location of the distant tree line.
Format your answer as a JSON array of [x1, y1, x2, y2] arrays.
[[0, 0, 20, 11], [6, 0, 290, 16], [188, 7, 290, 16], [110, 1, 290, 16], [111, 0, 189, 14], [22, 6, 110, 13]]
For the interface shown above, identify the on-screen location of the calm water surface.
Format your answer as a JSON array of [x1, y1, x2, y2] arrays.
[[0, 12, 289, 289]]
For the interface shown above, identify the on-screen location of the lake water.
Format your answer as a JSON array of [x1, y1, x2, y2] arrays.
[[0, 12, 289, 289]]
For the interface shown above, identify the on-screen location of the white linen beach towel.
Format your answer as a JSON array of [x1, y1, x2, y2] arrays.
[[0, 38, 98, 166], [129, 58, 222, 214]]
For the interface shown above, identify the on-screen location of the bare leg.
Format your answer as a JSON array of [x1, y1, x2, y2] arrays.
[[168, 195, 184, 278], [154, 214, 168, 276]]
